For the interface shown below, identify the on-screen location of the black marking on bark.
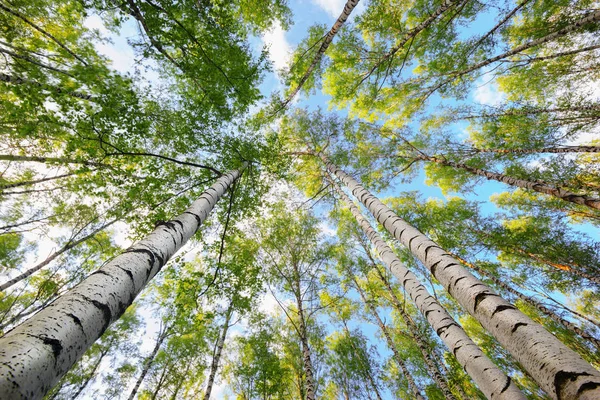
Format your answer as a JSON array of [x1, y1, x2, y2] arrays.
[[67, 313, 84, 333], [407, 235, 419, 250], [511, 322, 527, 333], [81, 296, 112, 335], [577, 381, 600, 398], [430, 260, 442, 277], [40, 336, 63, 361], [126, 248, 155, 266], [453, 276, 466, 288], [91, 270, 112, 278], [500, 377, 512, 393], [423, 244, 435, 261], [116, 266, 135, 286], [452, 345, 462, 357], [436, 322, 456, 336], [554, 371, 593, 400], [540, 363, 547, 371], [473, 292, 493, 312], [183, 211, 202, 227], [491, 304, 516, 317]]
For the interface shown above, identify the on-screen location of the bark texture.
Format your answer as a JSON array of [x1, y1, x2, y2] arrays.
[[332, 181, 523, 399], [296, 274, 316, 400], [203, 303, 233, 400], [323, 155, 600, 400], [471, 146, 600, 155], [372, 267, 457, 400], [419, 155, 600, 210], [453, 254, 600, 352], [351, 276, 425, 400], [280, 0, 360, 108], [0, 166, 244, 400]]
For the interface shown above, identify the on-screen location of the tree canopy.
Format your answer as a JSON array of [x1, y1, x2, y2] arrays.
[[0, 0, 599, 399]]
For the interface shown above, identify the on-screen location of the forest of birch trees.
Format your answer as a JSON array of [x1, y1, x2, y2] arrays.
[[0, 0, 599, 399]]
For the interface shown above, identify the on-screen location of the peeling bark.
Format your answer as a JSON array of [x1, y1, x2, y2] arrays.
[[332, 179, 523, 399], [0, 166, 245, 400], [323, 155, 600, 399]]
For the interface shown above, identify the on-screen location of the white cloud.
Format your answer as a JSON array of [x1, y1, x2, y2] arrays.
[[310, 0, 367, 20], [311, 0, 346, 18], [261, 21, 292, 74], [473, 79, 506, 106]]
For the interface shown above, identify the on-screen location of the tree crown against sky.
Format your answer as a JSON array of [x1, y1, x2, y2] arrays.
[[0, 0, 599, 399]]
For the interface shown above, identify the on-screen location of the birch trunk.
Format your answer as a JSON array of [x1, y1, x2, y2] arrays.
[[280, 0, 360, 108], [295, 274, 316, 400], [331, 180, 523, 399], [0, 166, 244, 400], [371, 267, 457, 400], [361, 0, 462, 84], [0, 73, 93, 100], [71, 347, 109, 399], [445, 10, 600, 81], [350, 276, 425, 399], [471, 146, 600, 155], [0, 219, 118, 291], [453, 254, 600, 352], [203, 302, 233, 400], [0, 154, 105, 167], [418, 155, 600, 210], [128, 326, 170, 400], [323, 155, 600, 399]]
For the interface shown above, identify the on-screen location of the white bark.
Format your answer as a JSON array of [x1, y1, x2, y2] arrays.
[[203, 302, 233, 400], [333, 181, 524, 400], [324, 156, 600, 400], [0, 166, 244, 399]]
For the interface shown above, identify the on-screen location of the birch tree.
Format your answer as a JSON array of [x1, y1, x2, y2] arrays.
[[0, 166, 245, 399]]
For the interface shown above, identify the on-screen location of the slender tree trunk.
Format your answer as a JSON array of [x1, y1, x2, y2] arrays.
[[453, 254, 600, 352], [331, 179, 522, 399], [171, 364, 190, 400], [0, 171, 84, 190], [203, 302, 233, 400], [0, 73, 93, 100], [295, 274, 316, 400], [280, 0, 360, 109], [0, 165, 245, 400], [322, 155, 600, 399], [0, 219, 118, 292], [418, 155, 600, 210], [0, 154, 105, 167], [433, 348, 469, 400], [371, 267, 457, 400], [470, 145, 600, 155], [521, 251, 600, 285], [71, 348, 110, 399], [128, 326, 170, 400], [150, 365, 169, 400], [362, 0, 462, 84], [350, 276, 425, 399], [467, 0, 532, 56], [443, 10, 600, 81]]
